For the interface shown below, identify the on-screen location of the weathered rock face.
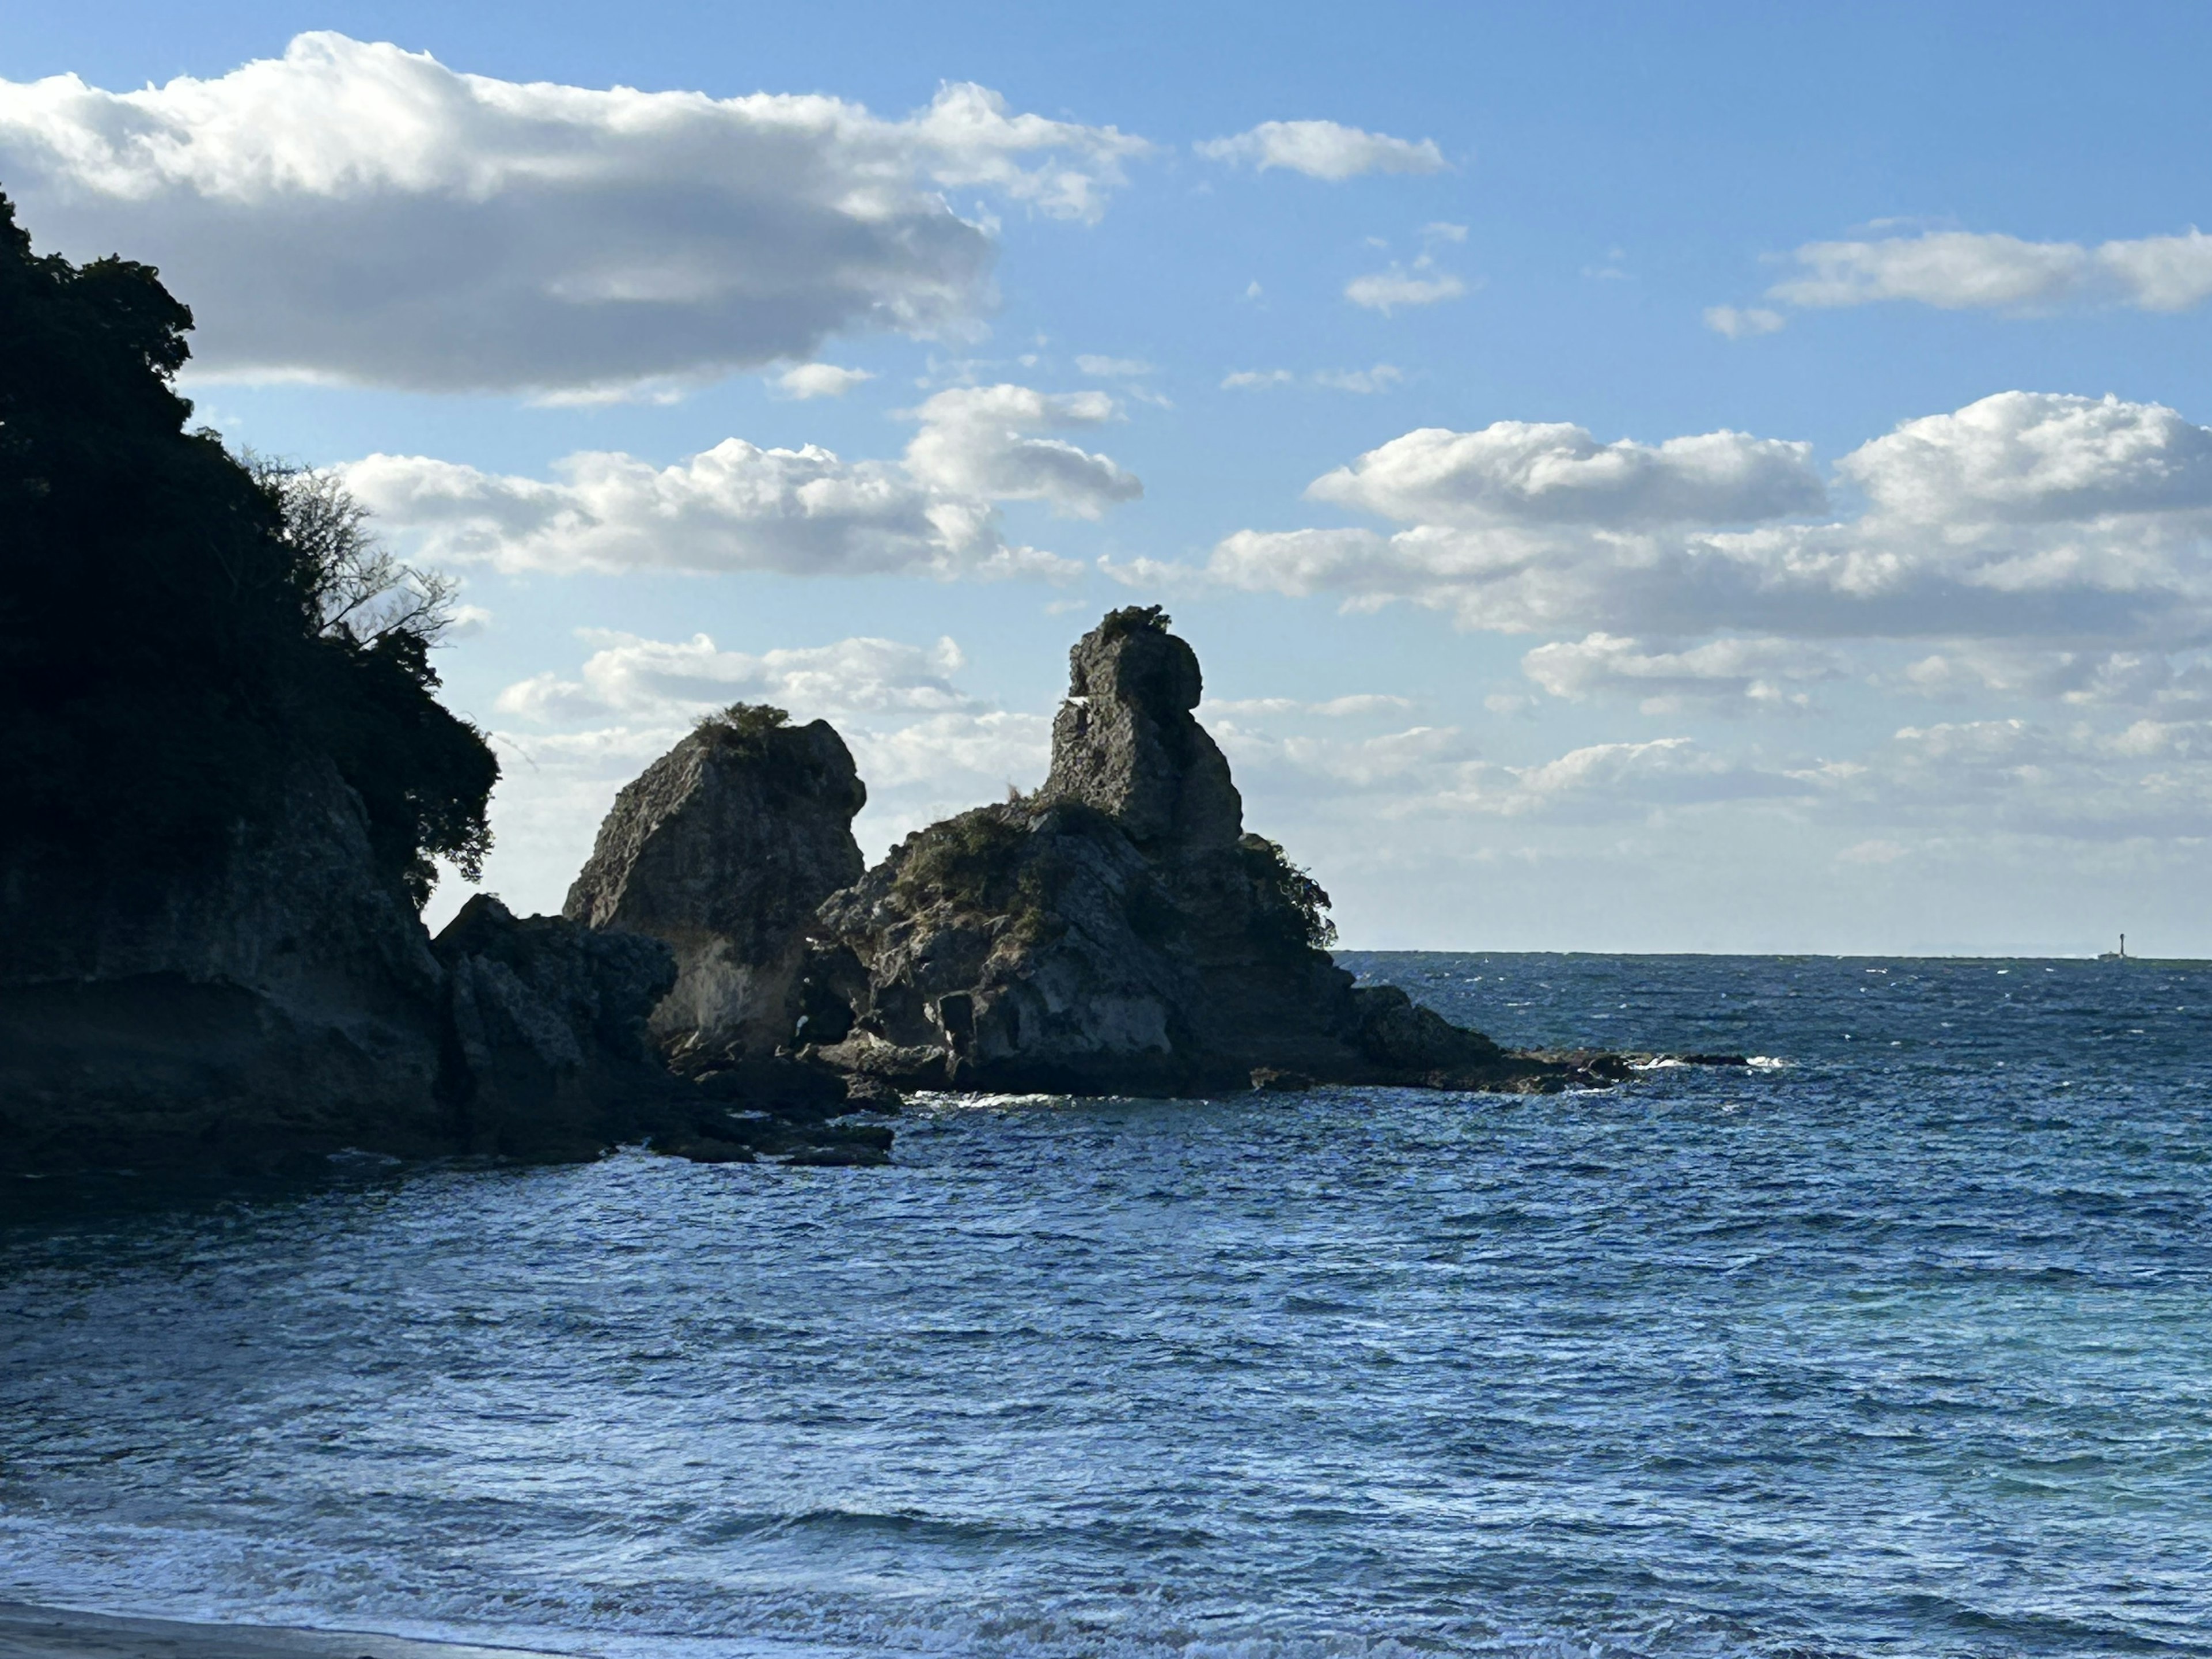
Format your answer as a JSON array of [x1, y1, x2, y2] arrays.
[[563, 710, 866, 1062], [0, 762, 682, 1175], [431, 895, 680, 1159], [1040, 608, 1243, 853], [806, 608, 1548, 1095], [0, 759, 449, 1172]]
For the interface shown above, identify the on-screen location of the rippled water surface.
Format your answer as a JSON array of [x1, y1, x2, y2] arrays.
[[3, 954, 2211, 1658]]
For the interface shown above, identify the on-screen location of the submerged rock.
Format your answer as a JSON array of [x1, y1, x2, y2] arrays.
[[804, 608, 1577, 1096], [564, 706, 866, 1065]]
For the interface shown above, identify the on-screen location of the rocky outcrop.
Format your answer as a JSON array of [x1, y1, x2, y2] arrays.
[[804, 608, 1582, 1095], [0, 762, 684, 1176], [430, 896, 680, 1160], [564, 708, 866, 1065]]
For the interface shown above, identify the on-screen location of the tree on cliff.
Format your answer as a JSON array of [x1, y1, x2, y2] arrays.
[[0, 188, 494, 906]]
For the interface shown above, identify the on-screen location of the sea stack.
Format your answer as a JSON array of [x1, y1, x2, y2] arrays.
[[803, 607, 1541, 1094], [563, 706, 868, 1066]]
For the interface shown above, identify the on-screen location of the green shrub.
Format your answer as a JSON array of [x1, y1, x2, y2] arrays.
[[1096, 604, 1171, 641], [1239, 834, 1339, 951], [694, 702, 791, 745]]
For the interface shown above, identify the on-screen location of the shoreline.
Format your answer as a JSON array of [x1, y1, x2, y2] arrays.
[[0, 1603, 582, 1659]]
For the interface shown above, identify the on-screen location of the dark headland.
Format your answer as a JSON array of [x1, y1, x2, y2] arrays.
[[0, 190, 1737, 1181]]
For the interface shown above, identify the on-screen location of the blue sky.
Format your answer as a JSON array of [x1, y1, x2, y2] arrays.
[[9, 2, 2212, 953]]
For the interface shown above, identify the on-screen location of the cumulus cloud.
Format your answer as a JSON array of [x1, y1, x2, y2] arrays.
[[495, 632, 974, 726], [1521, 634, 1846, 713], [342, 441, 1058, 579], [345, 379, 1138, 575], [0, 33, 1146, 396], [1195, 120, 1445, 181], [900, 384, 1141, 517], [1767, 228, 2212, 315], [773, 363, 873, 399], [1174, 393, 2212, 650], [1838, 391, 2212, 521], [1344, 264, 1465, 312], [845, 710, 1052, 793], [1306, 421, 1825, 528], [1704, 305, 1786, 339]]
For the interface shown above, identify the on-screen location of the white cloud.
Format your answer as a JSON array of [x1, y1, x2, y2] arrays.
[[1899, 644, 2212, 710], [1074, 354, 1155, 377], [1201, 693, 1412, 718], [0, 33, 1146, 396], [1195, 120, 1445, 181], [1306, 421, 1825, 528], [900, 384, 1142, 517], [1213, 721, 1480, 792], [1768, 228, 2212, 314], [1522, 633, 1845, 713], [1313, 363, 1404, 393], [1344, 263, 1465, 313], [1481, 738, 1807, 818], [1839, 717, 2212, 837], [1704, 305, 1786, 339], [844, 710, 1052, 793], [495, 632, 973, 726], [1175, 393, 2212, 651], [346, 378, 1139, 575], [1839, 391, 2212, 521], [773, 363, 874, 399], [1222, 369, 1296, 390], [344, 441, 1069, 580]]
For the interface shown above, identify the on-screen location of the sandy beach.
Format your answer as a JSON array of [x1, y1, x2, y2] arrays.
[[0, 1604, 578, 1659]]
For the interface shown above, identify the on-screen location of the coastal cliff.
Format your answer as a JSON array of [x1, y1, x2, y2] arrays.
[[0, 188, 680, 1176], [0, 765, 681, 1174]]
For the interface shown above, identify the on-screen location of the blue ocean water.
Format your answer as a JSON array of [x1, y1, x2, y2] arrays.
[[2, 953, 2209, 1659]]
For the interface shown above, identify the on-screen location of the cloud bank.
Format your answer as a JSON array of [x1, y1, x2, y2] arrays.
[[0, 33, 1145, 396], [1169, 394, 2212, 655]]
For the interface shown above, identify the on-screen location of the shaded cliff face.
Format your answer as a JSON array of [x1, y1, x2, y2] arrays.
[[0, 764, 679, 1175], [807, 608, 1520, 1095], [564, 710, 866, 1061]]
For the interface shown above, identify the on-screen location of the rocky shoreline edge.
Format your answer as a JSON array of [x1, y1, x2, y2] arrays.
[[2, 610, 1745, 1179]]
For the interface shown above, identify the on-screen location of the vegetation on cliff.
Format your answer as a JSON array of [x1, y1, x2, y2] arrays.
[[0, 190, 493, 906]]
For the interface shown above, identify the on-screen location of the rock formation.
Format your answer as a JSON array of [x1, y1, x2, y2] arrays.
[[430, 895, 679, 1158], [562, 706, 867, 1063], [803, 608, 1578, 1095], [0, 760, 683, 1175]]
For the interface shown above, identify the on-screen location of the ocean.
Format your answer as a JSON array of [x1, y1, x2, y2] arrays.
[[2, 953, 2207, 1658]]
